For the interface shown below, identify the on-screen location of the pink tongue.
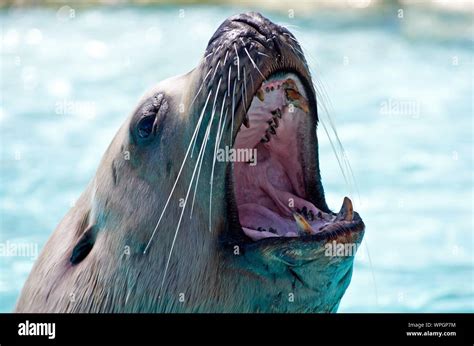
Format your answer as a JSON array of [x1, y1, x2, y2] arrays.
[[239, 203, 295, 236], [242, 227, 282, 241], [238, 194, 325, 234]]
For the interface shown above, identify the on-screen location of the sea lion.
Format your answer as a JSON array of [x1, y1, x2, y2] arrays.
[[15, 12, 364, 313]]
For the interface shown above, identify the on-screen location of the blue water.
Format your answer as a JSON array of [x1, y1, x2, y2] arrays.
[[1, 5, 472, 312]]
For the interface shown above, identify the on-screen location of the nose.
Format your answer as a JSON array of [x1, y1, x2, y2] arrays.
[[206, 12, 286, 59], [229, 12, 283, 57], [229, 12, 275, 39]]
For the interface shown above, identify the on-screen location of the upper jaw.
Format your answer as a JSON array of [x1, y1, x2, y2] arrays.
[[202, 12, 315, 138]]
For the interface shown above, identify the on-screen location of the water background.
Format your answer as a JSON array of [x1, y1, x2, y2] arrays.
[[1, 4, 472, 312]]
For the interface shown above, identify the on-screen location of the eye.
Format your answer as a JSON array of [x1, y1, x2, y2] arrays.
[[137, 115, 155, 139], [132, 93, 168, 145]]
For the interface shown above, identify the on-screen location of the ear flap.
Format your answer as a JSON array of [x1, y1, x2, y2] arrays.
[[70, 225, 97, 265]]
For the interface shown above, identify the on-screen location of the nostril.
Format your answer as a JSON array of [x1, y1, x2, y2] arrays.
[[231, 13, 272, 40], [231, 13, 285, 55]]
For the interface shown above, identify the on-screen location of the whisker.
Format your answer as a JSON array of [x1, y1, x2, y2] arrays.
[[215, 92, 228, 153], [277, 22, 302, 32], [233, 43, 240, 81], [284, 40, 304, 57], [159, 113, 212, 292], [190, 77, 222, 212], [230, 79, 236, 142], [217, 107, 229, 149], [249, 71, 254, 92], [190, 76, 220, 219], [191, 90, 213, 158], [196, 77, 222, 226], [143, 90, 213, 254], [325, 109, 360, 200], [311, 74, 357, 197], [292, 44, 304, 57], [243, 66, 248, 108], [211, 60, 221, 81], [244, 47, 265, 80], [190, 68, 213, 108], [189, 78, 222, 218], [227, 65, 232, 97], [310, 53, 360, 202], [257, 51, 270, 58], [223, 50, 229, 66], [286, 42, 299, 55], [319, 117, 350, 189], [190, 142, 206, 218], [209, 90, 227, 231], [283, 31, 370, 305], [283, 32, 298, 42]]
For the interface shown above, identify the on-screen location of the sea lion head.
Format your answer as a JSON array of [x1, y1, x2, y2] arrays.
[[16, 12, 365, 313]]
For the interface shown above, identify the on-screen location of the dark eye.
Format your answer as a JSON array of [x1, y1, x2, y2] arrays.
[[132, 93, 168, 145], [137, 115, 155, 139]]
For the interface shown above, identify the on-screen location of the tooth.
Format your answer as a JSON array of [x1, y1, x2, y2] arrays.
[[285, 89, 300, 101], [285, 89, 310, 113], [301, 206, 308, 217], [294, 98, 310, 113], [337, 197, 353, 221], [243, 115, 250, 128], [282, 79, 298, 91], [260, 134, 270, 143], [268, 126, 276, 135], [272, 117, 279, 128], [299, 100, 310, 113], [271, 109, 282, 118], [256, 89, 265, 102], [292, 212, 313, 235]]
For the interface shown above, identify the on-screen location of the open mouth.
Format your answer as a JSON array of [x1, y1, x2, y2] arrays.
[[232, 72, 359, 242], [201, 12, 364, 246]]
